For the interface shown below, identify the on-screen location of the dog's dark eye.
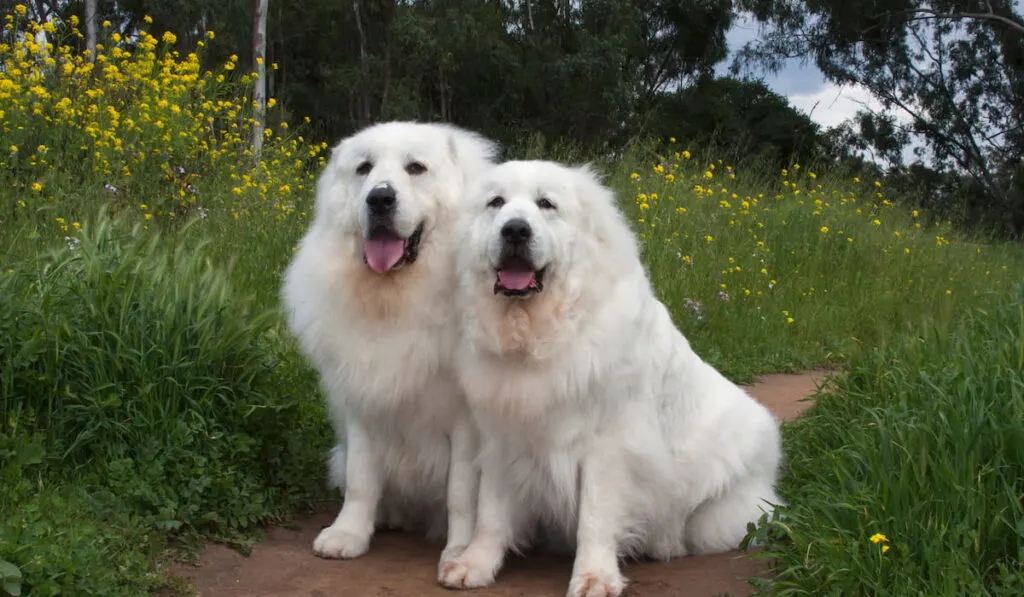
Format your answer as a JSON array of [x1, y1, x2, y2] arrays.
[[487, 196, 505, 209], [536, 198, 556, 210], [405, 161, 427, 175], [356, 161, 373, 176]]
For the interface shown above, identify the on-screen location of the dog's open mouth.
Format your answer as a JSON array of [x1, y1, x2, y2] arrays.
[[494, 255, 545, 297], [363, 222, 424, 274]]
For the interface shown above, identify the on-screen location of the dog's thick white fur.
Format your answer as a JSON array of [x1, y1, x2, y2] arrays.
[[280, 121, 498, 568], [439, 161, 783, 597]]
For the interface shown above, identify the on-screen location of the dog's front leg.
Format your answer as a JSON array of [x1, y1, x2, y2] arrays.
[[313, 417, 382, 559], [567, 448, 629, 597], [439, 416, 480, 569], [438, 443, 515, 589]]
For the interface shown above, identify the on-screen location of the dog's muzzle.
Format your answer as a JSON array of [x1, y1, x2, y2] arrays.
[[361, 182, 424, 274], [494, 218, 544, 297]]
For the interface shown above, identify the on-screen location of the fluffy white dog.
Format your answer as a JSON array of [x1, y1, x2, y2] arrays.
[[280, 121, 498, 567], [439, 161, 783, 597]]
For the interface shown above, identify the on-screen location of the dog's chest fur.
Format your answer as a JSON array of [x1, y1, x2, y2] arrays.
[[460, 297, 607, 428], [286, 236, 459, 416]]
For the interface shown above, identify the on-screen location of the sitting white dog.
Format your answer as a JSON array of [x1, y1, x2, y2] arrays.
[[439, 161, 783, 597], [281, 121, 497, 567]]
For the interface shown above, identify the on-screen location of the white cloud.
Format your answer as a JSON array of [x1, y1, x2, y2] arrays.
[[787, 83, 906, 130], [788, 83, 925, 164], [720, 18, 927, 165]]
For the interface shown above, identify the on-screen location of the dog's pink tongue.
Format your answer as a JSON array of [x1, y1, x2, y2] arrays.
[[364, 237, 405, 273], [498, 268, 535, 290]]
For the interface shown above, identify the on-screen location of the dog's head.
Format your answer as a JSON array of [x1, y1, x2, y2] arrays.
[[313, 121, 498, 274], [460, 160, 639, 301]]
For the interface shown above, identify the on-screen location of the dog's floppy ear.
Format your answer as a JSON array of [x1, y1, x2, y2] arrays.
[[572, 163, 640, 270], [310, 135, 354, 221], [325, 136, 349, 166], [573, 162, 603, 183], [446, 126, 501, 176]]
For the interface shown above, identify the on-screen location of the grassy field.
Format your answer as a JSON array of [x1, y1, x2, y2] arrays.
[[1, 9, 1022, 597]]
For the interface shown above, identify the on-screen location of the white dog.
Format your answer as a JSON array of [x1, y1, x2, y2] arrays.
[[439, 161, 783, 597], [280, 121, 498, 567]]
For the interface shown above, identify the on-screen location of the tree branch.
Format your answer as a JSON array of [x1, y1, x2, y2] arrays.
[[906, 8, 1024, 35]]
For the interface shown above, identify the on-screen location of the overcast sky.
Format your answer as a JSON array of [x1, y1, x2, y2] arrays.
[[716, 13, 896, 131], [716, 12, 924, 164]]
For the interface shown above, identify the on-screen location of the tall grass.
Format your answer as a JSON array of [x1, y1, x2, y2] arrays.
[[610, 147, 1023, 380], [0, 216, 328, 595], [749, 287, 1024, 595]]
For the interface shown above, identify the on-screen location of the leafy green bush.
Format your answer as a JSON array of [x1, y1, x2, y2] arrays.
[[0, 216, 329, 594]]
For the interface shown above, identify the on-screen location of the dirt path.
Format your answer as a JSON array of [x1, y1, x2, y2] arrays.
[[170, 370, 831, 597]]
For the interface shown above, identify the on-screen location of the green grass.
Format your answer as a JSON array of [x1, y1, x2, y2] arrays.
[[606, 148, 1023, 382], [4, 145, 1021, 597], [1, 11, 1024, 595], [746, 286, 1024, 596], [0, 217, 329, 595]]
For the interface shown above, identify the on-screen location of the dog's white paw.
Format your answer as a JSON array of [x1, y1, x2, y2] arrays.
[[312, 525, 371, 559], [438, 543, 467, 570], [438, 555, 497, 589], [567, 570, 627, 597]]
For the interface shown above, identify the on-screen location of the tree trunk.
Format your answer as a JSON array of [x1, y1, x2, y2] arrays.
[[252, 0, 269, 160], [85, 0, 97, 60], [352, 0, 371, 125]]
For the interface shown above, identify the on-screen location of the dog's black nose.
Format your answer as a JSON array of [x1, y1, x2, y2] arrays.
[[366, 185, 397, 214], [501, 218, 532, 243]]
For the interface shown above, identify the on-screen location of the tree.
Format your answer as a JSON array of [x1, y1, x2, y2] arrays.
[[252, 0, 268, 158], [735, 0, 1024, 236], [648, 77, 822, 167], [84, 0, 96, 58]]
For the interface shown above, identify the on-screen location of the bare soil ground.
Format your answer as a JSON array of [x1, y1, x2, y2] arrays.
[[169, 370, 831, 597]]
